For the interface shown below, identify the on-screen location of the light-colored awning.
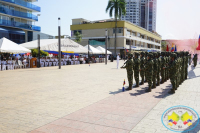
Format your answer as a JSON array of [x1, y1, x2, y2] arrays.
[[0, 37, 31, 53], [84, 45, 103, 54], [20, 38, 88, 54], [96, 46, 112, 54]]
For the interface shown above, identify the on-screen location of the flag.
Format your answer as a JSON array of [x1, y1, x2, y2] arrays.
[[168, 122, 173, 126], [196, 35, 200, 50], [166, 45, 169, 51], [174, 45, 177, 52], [123, 79, 125, 86], [125, 48, 129, 52], [171, 43, 175, 52], [172, 121, 177, 125]]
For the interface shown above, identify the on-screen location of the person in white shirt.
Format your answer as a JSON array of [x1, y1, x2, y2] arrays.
[[117, 54, 120, 69]]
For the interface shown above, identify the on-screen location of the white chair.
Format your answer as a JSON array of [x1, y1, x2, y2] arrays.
[[40, 62, 45, 67], [53, 62, 56, 66], [63, 61, 67, 65], [12, 60, 18, 69], [45, 62, 48, 67], [18, 60, 25, 69], [1, 61, 6, 71], [49, 62, 52, 66], [6, 60, 13, 70]]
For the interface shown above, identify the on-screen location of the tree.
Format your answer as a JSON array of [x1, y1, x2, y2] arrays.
[[106, 0, 126, 55], [74, 31, 82, 43], [161, 41, 167, 51], [31, 49, 49, 57]]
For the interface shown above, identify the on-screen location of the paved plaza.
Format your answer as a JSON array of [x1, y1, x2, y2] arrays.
[[0, 60, 200, 133]]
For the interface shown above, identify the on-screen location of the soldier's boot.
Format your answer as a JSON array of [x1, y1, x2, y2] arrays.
[[152, 83, 156, 89], [160, 79, 164, 84], [139, 81, 144, 85], [145, 86, 151, 92], [168, 88, 175, 94], [126, 86, 132, 91], [139, 77, 144, 85], [156, 80, 160, 86], [133, 82, 139, 88]]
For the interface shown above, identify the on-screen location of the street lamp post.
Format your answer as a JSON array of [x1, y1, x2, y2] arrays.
[[37, 34, 40, 68], [58, 18, 61, 69], [129, 35, 131, 53], [88, 39, 90, 65], [105, 29, 108, 65]]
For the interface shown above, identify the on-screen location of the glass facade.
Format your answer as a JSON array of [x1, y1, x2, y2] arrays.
[[0, 5, 38, 21], [0, 26, 25, 44], [1, 0, 40, 12], [149, 2, 153, 31], [141, 4, 145, 28]]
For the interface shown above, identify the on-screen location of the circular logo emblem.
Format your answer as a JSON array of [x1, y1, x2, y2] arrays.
[[161, 105, 199, 132]]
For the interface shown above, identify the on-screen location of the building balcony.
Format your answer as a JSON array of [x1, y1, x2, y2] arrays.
[[0, 7, 38, 21], [1, 0, 40, 12], [0, 18, 40, 31]]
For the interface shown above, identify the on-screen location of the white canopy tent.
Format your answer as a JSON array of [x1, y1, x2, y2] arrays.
[[84, 45, 103, 54], [20, 38, 88, 53], [0, 37, 31, 53], [96, 46, 112, 54]]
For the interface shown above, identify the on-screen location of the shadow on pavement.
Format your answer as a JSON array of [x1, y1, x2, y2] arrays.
[[188, 66, 198, 79], [109, 88, 123, 94], [153, 85, 172, 99], [129, 88, 147, 96], [182, 118, 200, 132]]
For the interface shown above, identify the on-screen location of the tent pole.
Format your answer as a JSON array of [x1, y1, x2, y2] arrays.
[[37, 34, 40, 68], [105, 29, 107, 65], [58, 18, 61, 69]]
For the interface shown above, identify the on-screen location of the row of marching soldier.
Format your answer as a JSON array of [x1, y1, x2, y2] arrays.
[[121, 51, 198, 94]]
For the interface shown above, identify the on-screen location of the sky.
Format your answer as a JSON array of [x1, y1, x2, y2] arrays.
[[34, 0, 200, 40]]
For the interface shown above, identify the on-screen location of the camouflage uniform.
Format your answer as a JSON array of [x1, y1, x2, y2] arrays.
[[144, 52, 148, 82], [174, 52, 179, 90], [143, 53, 153, 92], [133, 52, 140, 87], [193, 54, 198, 67], [152, 53, 158, 88], [121, 54, 133, 90], [139, 52, 145, 85], [165, 52, 169, 81], [181, 52, 185, 83], [188, 54, 191, 65], [156, 52, 161, 86], [160, 52, 166, 83], [167, 53, 177, 94], [185, 52, 189, 80]]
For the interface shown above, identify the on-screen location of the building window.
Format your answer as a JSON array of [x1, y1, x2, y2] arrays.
[[73, 30, 82, 35], [113, 28, 123, 34]]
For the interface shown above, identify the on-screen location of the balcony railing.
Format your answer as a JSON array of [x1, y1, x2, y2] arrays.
[[1, 0, 40, 12], [0, 18, 40, 31], [0, 7, 38, 21]]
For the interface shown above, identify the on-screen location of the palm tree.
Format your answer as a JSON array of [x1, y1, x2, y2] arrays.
[[74, 31, 82, 43], [106, 0, 126, 55]]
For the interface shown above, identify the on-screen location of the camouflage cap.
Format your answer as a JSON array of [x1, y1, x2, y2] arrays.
[[128, 54, 132, 57], [147, 53, 153, 57], [161, 52, 165, 55], [134, 52, 139, 56], [140, 52, 145, 55], [170, 53, 176, 58], [153, 52, 157, 56]]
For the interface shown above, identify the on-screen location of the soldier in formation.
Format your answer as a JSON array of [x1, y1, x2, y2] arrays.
[[121, 54, 133, 90], [121, 51, 190, 94], [193, 54, 198, 67]]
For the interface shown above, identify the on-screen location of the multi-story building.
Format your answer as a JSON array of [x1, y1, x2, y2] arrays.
[[0, 0, 41, 44], [70, 18, 161, 55], [121, 0, 157, 32]]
